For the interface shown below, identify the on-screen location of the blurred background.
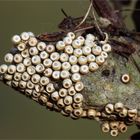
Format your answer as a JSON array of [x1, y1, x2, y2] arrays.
[[0, 0, 139, 139]]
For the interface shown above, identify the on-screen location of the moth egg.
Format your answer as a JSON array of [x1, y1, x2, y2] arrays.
[[27, 66, 36, 75], [46, 83, 55, 93], [19, 80, 27, 89], [28, 32, 35, 37], [52, 61, 61, 71], [110, 129, 118, 137], [52, 71, 61, 80], [101, 122, 110, 133], [71, 73, 81, 82], [31, 74, 41, 84], [89, 62, 99, 72], [35, 84, 43, 93], [20, 32, 30, 41], [110, 121, 119, 130], [51, 91, 60, 101], [59, 88, 68, 97], [31, 55, 41, 65], [46, 101, 54, 109], [46, 44, 55, 53], [39, 95, 48, 105], [60, 70, 70, 79], [21, 49, 29, 58], [40, 51, 49, 60], [72, 102, 82, 109], [119, 122, 128, 133], [68, 86, 76, 96], [37, 42, 46, 51], [87, 109, 96, 119], [63, 37, 72, 45], [87, 54, 96, 62], [25, 89, 32, 96], [114, 102, 124, 112], [40, 76, 50, 86], [75, 81, 84, 92], [8, 65, 16, 74], [73, 108, 83, 117], [12, 35, 21, 44], [67, 32, 75, 40], [28, 37, 38, 47], [63, 78, 72, 89], [119, 108, 128, 118], [4, 53, 14, 63], [23, 57, 32, 67], [81, 110, 87, 118], [0, 64, 8, 74], [72, 39, 82, 49], [78, 56, 87, 65], [14, 54, 23, 63], [62, 62, 71, 70], [12, 80, 19, 88], [105, 103, 114, 114], [71, 64, 80, 73], [77, 36, 85, 45], [17, 43, 26, 51], [92, 46, 102, 55], [43, 58, 52, 68], [50, 52, 60, 61], [64, 95, 73, 105], [56, 41, 65, 51], [102, 43, 111, 52], [57, 98, 65, 108], [82, 46, 91, 56], [16, 63, 26, 73], [86, 34, 95, 41], [35, 64, 45, 73], [73, 93, 83, 103], [128, 109, 137, 118], [73, 48, 83, 57], [29, 47, 39, 56], [70, 113, 79, 119], [121, 74, 130, 84], [14, 72, 22, 81], [100, 51, 108, 59], [64, 105, 73, 114], [4, 74, 13, 81], [22, 72, 30, 81], [26, 80, 35, 89], [65, 45, 73, 55], [84, 39, 95, 47], [96, 55, 105, 65], [69, 55, 78, 65], [43, 68, 53, 77], [60, 53, 69, 62]]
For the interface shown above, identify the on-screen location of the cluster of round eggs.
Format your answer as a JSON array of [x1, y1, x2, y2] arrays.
[[0, 31, 111, 120], [101, 102, 138, 136]]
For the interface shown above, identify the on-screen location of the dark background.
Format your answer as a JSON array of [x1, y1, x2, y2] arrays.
[[0, 0, 139, 139]]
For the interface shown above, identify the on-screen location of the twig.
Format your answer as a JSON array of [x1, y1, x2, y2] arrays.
[[74, 25, 94, 33], [91, 0, 124, 28], [76, 2, 92, 28], [91, 7, 104, 37], [121, 8, 140, 12], [61, 9, 68, 17]]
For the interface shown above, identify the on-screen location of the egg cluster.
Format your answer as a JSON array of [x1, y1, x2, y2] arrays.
[[101, 102, 138, 136], [0, 32, 112, 124]]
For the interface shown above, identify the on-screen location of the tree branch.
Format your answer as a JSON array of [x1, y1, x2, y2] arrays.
[[91, 0, 125, 28]]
